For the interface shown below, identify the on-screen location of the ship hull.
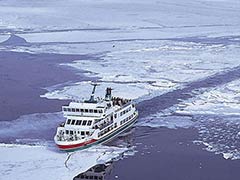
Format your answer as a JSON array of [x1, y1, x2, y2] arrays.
[[56, 114, 138, 151]]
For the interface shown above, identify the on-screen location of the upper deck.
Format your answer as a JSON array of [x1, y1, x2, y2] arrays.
[[62, 101, 106, 118], [61, 84, 132, 119]]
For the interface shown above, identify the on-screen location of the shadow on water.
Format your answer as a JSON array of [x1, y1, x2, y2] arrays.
[[74, 162, 113, 180], [72, 128, 135, 180], [137, 66, 240, 119]]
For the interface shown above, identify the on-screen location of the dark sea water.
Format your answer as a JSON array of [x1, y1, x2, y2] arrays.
[[0, 50, 239, 180]]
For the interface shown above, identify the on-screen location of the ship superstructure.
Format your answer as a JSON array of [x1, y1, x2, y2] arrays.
[[54, 84, 138, 151]]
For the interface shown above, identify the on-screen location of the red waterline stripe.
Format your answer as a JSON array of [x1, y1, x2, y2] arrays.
[[57, 139, 97, 150]]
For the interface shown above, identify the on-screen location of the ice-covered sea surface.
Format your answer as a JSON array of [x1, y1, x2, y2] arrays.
[[0, 112, 134, 180], [141, 79, 240, 160], [0, 0, 240, 179], [0, 143, 129, 180]]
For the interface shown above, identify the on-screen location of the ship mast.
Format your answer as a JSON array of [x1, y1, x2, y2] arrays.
[[86, 82, 99, 103]]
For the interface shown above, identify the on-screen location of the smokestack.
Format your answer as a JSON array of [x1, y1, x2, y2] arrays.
[[105, 87, 112, 101]]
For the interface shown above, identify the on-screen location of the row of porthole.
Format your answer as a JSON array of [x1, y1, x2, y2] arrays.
[[120, 106, 131, 116], [65, 130, 90, 136], [66, 119, 92, 126], [63, 108, 103, 114]]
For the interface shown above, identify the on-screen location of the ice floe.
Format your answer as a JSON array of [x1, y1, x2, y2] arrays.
[[176, 79, 240, 115], [0, 143, 130, 180], [41, 40, 240, 103]]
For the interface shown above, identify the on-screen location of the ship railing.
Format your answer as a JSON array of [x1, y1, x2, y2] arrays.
[[114, 101, 132, 113], [112, 97, 131, 107], [99, 120, 114, 130]]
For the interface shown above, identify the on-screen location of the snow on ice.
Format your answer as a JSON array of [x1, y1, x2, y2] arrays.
[[0, 143, 128, 180]]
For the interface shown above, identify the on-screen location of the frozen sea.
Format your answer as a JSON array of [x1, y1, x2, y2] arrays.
[[0, 0, 240, 179]]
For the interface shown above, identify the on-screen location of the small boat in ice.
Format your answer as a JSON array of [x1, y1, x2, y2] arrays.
[[54, 83, 138, 151]]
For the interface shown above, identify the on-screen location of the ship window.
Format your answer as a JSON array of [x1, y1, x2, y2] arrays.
[[72, 108, 76, 112], [76, 120, 80, 125], [85, 109, 89, 113], [86, 131, 90, 136], [70, 131, 73, 135], [68, 108, 71, 112], [71, 120, 76, 125], [66, 130, 69, 134], [80, 109, 84, 112], [87, 120, 92, 126], [67, 119, 71, 124], [82, 120, 87, 126], [89, 109, 93, 113], [94, 176, 98, 180], [99, 110, 103, 113], [111, 115, 113, 121], [63, 108, 67, 111], [76, 108, 80, 112], [94, 109, 98, 113], [81, 131, 84, 135], [114, 114, 117, 118]]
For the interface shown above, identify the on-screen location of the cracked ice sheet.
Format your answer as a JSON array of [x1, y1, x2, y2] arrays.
[[171, 79, 240, 160], [1, 0, 240, 39], [176, 79, 240, 115], [0, 143, 128, 180], [193, 115, 240, 160], [40, 81, 176, 102], [40, 40, 240, 101], [136, 79, 240, 160], [140, 79, 240, 160]]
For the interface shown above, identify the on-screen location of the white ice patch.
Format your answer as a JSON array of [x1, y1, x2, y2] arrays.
[[41, 80, 175, 102], [0, 143, 129, 180], [223, 153, 233, 160]]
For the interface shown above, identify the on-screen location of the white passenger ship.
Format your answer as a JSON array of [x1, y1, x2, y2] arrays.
[[54, 84, 138, 151]]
